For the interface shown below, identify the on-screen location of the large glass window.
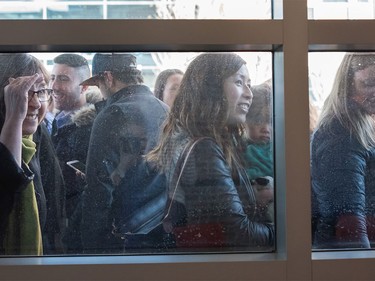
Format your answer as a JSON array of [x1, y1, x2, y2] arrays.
[[308, 0, 375, 19], [2, 0, 375, 280], [308, 52, 344, 127], [0, 1, 272, 20], [0, 51, 274, 256]]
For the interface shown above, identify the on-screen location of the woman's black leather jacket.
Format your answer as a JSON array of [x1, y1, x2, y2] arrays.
[[166, 135, 275, 249]]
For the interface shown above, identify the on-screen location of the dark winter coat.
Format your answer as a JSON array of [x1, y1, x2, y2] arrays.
[[311, 118, 375, 249], [0, 124, 66, 254], [34, 124, 66, 254], [81, 84, 169, 253], [53, 104, 97, 253], [0, 143, 34, 254], [51, 107, 93, 219]]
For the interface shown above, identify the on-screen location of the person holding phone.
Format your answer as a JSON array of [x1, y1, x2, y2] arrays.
[[66, 160, 86, 177], [50, 54, 94, 253]]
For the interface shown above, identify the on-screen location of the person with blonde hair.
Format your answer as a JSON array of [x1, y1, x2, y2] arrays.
[[148, 53, 274, 249], [311, 52, 375, 249]]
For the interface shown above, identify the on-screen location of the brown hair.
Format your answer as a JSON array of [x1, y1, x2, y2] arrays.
[[0, 53, 50, 131], [154, 69, 183, 101], [246, 79, 272, 125], [147, 52, 247, 171]]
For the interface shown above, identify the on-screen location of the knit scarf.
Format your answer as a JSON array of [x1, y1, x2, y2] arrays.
[[3, 136, 43, 255]]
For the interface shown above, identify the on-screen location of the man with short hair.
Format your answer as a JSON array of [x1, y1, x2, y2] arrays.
[[52, 54, 89, 126], [80, 53, 168, 253], [50, 53, 92, 253]]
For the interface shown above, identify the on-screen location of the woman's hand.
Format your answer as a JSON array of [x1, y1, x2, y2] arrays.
[[0, 73, 41, 166], [3, 73, 41, 122]]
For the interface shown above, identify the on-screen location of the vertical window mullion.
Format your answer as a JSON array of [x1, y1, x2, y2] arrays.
[[282, 0, 312, 280]]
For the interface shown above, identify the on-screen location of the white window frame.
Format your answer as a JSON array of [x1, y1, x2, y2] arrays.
[[1, 0, 375, 280]]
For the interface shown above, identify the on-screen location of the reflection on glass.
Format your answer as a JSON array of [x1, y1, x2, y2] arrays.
[[0, 52, 274, 255], [308, 52, 345, 122], [0, 3, 42, 19], [47, 5, 103, 19], [108, 5, 156, 19], [308, 0, 375, 19], [310, 52, 375, 249], [0, 0, 272, 19]]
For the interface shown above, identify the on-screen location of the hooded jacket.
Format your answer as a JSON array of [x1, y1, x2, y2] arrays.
[[51, 105, 95, 219], [56, 104, 97, 253]]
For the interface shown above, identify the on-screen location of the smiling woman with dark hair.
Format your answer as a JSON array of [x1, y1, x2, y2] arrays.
[[147, 53, 274, 250], [0, 53, 64, 255]]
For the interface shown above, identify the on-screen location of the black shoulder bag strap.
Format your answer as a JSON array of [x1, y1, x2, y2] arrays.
[[162, 137, 209, 232]]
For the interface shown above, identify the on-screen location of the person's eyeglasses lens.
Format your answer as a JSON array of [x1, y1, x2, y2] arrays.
[[28, 89, 53, 102]]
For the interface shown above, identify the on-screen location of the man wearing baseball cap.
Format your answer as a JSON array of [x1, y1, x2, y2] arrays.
[[80, 53, 169, 253], [80, 53, 137, 88]]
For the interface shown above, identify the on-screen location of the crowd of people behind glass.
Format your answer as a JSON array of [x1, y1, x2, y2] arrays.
[[1, 51, 280, 255]]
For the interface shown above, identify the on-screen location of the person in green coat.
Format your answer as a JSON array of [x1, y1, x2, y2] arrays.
[[243, 79, 274, 222]]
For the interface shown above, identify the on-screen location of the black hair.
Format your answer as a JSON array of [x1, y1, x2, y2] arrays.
[[53, 53, 89, 68]]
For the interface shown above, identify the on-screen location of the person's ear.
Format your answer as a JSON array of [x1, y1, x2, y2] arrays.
[[80, 84, 89, 94], [104, 71, 114, 86]]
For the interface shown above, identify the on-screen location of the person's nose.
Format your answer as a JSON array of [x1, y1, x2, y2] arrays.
[[50, 80, 59, 92], [261, 123, 271, 134], [244, 86, 253, 102], [28, 94, 41, 110]]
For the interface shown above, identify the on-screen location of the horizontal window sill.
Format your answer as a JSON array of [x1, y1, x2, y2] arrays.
[[0, 252, 286, 266], [312, 249, 375, 261]]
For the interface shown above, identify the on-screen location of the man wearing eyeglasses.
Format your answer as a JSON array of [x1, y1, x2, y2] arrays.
[[50, 53, 93, 254], [80, 53, 169, 253]]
